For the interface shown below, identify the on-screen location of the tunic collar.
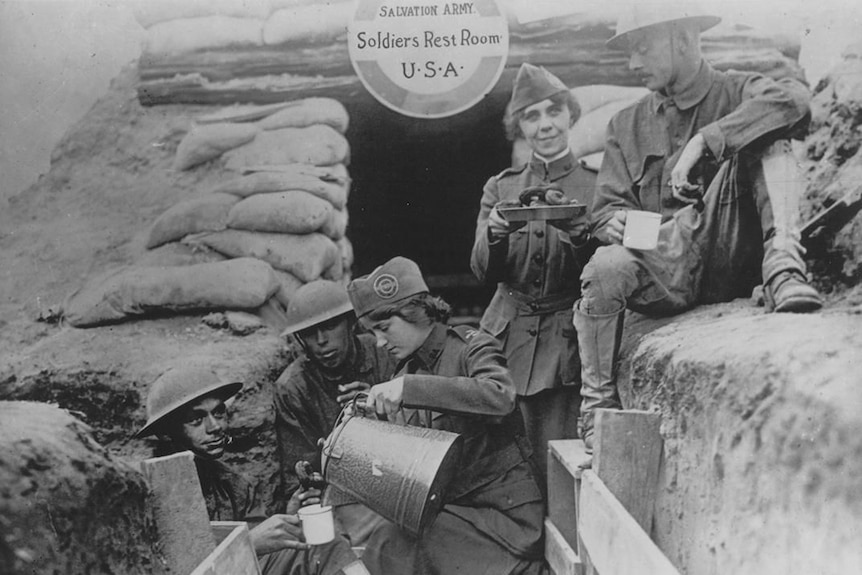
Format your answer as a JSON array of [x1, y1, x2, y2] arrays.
[[529, 149, 577, 181], [652, 60, 716, 113], [409, 323, 448, 372]]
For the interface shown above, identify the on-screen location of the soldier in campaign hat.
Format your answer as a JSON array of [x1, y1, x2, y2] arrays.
[[470, 62, 598, 478], [348, 256, 545, 575], [574, 2, 822, 450]]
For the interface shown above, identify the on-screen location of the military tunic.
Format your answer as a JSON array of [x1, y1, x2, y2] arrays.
[[471, 151, 597, 476], [273, 333, 395, 546], [362, 323, 545, 575], [273, 333, 396, 497], [582, 62, 811, 316]]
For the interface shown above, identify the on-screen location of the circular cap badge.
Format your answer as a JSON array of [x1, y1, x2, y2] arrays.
[[348, 0, 509, 118], [373, 274, 400, 299]]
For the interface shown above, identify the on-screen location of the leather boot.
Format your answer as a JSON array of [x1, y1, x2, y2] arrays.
[[759, 141, 822, 313], [573, 302, 624, 453]]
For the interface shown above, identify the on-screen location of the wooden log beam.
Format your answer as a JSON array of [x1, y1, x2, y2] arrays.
[[136, 17, 800, 106]]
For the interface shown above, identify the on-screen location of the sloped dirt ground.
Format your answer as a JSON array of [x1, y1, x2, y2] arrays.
[[0, 61, 860, 573], [0, 65, 297, 521]]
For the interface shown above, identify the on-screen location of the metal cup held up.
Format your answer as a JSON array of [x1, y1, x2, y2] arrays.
[[320, 396, 463, 537]]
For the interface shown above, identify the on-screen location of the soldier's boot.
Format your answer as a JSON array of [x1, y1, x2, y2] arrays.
[[759, 141, 823, 313], [573, 302, 625, 453]]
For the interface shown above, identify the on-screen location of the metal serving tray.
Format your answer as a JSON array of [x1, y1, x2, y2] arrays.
[[498, 203, 586, 222]]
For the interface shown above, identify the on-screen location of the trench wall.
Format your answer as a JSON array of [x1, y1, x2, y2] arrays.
[[617, 302, 862, 575]]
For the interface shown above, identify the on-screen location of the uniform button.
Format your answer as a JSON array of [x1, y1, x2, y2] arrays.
[[528, 328, 538, 336], [532, 277, 542, 287], [532, 253, 544, 265], [534, 229, 544, 238]]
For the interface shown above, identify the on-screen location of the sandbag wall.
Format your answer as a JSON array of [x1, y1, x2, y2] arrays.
[[62, 97, 353, 327], [133, 0, 353, 57]]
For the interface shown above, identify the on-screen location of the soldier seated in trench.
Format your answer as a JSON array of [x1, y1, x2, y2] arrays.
[[573, 3, 823, 451], [136, 364, 369, 575], [273, 279, 396, 547]]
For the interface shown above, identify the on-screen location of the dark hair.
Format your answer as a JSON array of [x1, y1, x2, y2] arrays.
[[503, 90, 580, 141], [364, 292, 452, 325]]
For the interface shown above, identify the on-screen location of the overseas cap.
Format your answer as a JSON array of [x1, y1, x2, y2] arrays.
[[282, 280, 354, 336], [607, 2, 720, 51], [136, 365, 242, 438], [347, 256, 429, 319], [508, 63, 570, 114]]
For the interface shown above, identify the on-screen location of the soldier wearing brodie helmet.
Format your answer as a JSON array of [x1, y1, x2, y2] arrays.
[[137, 364, 367, 575], [273, 280, 394, 546], [574, 2, 823, 451], [471, 62, 598, 479]]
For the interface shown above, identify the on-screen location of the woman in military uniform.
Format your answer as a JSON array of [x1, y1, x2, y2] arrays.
[[347, 256, 544, 575], [471, 63, 598, 477]]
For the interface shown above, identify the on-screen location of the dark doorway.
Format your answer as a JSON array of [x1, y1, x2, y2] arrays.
[[343, 83, 513, 314]]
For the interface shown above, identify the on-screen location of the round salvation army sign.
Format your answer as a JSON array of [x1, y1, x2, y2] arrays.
[[347, 0, 509, 118]]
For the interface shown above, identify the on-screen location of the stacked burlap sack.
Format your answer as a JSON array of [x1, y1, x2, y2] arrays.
[[132, 0, 354, 56], [63, 97, 354, 328]]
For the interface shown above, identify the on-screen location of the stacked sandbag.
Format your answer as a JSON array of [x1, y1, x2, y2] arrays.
[[62, 258, 280, 327], [172, 98, 350, 171], [187, 163, 354, 309], [145, 97, 354, 320], [133, 0, 353, 56]]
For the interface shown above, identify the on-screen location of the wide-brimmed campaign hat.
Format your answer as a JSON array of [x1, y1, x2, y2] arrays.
[[347, 256, 429, 319], [607, 3, 721, 51]]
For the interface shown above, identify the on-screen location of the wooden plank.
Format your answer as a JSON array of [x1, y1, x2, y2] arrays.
[[192, 523, 261, 575], [211, 521, 246, 544], [140, 451, 215, 574], [592, 409, 662, 533], [548, 440, 591, 553], [549, 439, 592, 480], [579, 471, 680, 575], [544, 518, 583, 575]]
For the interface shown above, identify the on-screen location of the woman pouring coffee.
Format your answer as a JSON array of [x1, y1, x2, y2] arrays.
[[346, 256, 544, 575]]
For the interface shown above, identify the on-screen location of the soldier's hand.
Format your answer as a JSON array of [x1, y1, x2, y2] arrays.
[[368, 377, 405, 419], [548, 217, 588, 239], [599, 210, 627, 245], [337, 380, 370, 405], [286, 483, 323, 515], [249, 514, 310, 555], [488, 202, 526, 239], [671, 133, 706, 204]]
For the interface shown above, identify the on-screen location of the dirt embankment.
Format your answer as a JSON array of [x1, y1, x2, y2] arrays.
[[0, 47, 860, 574], [0, 64, 296, 520], [0, 401, 165, 575], [618, 305, 862, 574]]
